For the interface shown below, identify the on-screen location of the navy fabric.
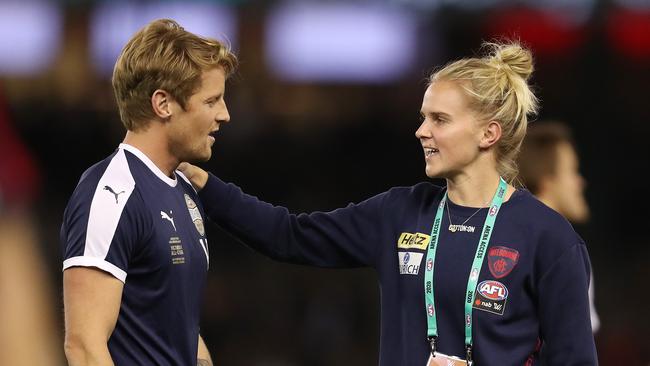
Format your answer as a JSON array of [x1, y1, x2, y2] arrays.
[[62, 147, 209, 366], [200, 174, 597, 366]]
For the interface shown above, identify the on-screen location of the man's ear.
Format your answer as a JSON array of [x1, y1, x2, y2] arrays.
[[151, 89, 172, 120], [479, 120, 502, 149]]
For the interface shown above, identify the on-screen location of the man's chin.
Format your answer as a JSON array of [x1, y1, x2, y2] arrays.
[[199, 152, 212, 162], [184, 150, 212, 164]]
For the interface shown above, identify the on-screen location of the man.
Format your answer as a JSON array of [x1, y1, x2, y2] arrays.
[[61, 19, 236, 365], [518, 121, 600, 332]]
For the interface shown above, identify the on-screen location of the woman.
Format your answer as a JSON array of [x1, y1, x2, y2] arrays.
[[180, 42, 597, 365]]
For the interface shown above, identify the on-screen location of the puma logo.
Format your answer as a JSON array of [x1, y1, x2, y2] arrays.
[[160, 210, 176, 231], [103, 185, 125, 204]]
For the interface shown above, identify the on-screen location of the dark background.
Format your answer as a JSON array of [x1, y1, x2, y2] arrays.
[[1, 0, 649, 364]]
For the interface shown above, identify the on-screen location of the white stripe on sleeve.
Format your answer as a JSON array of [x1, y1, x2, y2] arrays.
[[63, 256, 127, 283], [83, 149, 135, 277]]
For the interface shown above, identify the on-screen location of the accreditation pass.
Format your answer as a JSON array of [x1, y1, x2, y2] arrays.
[[427, 352, 468, 366]]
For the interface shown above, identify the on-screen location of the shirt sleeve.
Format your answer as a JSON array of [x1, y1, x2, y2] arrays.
[[536, 240, 598, 365], [199, 173, 388, 268], [61, 156, 149, 283]]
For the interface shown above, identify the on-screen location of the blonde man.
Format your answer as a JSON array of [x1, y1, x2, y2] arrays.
[[61, 19, 236, 365]]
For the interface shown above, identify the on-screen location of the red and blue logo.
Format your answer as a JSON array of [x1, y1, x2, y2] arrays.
[[488, 246, 519, 279], [489, 205, 499, 216], [477, 280, 509, 301]]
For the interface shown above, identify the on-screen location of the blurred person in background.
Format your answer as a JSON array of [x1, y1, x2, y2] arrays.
[[0, 88, 63, 365], [60, 19, 236, 365], [517, 121, 600, 333], [180, 42, 597, 365]]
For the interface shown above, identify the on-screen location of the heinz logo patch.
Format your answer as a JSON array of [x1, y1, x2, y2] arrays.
[[397, 232, 431, 250], [397, 251, 423, 275], [473, 280, 508, 315]]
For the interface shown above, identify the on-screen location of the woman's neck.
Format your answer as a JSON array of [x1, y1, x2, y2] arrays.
[[446, 170, 513, 207]]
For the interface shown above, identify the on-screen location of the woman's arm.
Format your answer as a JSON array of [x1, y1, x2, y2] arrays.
[[536, 241, 598, 365], [178, 163, 387, 268]]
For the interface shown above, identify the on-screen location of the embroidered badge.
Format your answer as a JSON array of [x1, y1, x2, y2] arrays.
[[487, 246, 519, 279], [184, 194, 205, 236], [473, 280, 508, 315]]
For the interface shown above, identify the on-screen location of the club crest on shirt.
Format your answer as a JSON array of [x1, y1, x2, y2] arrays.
[[487, 246, 519, 279], [184, 194, 205, 236]]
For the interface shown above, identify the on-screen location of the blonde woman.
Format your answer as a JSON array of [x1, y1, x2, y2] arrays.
[[181, 42, 597, 365]]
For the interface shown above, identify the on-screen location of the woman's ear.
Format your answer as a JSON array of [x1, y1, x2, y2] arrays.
[[479, 120, 502, 149], [151, 89, 172, 120]]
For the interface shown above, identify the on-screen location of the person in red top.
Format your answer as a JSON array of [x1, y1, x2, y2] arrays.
[[0, 87, 63, 365]]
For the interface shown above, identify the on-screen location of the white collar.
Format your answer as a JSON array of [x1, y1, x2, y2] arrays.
[[119, 143, 177, 187]]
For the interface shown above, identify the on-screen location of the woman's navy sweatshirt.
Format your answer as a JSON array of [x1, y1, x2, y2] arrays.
[[199, 174, 597, 365]]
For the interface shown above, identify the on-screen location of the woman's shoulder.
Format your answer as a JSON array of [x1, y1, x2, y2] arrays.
[[368, 181, 446, 217], [383, 181, 445, 202], [507, 189, 584, 248], [511, 190, 570, 221]]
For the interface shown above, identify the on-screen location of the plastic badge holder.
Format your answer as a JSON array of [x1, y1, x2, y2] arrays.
[[427, 352, 468, 366]]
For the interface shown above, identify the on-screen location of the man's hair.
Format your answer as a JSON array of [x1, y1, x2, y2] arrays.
[[112, 19, 237, 131], [517, 121, 574, 194]]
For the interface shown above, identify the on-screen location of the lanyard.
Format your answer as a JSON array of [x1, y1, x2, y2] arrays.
[[423, 178, 507, 363]]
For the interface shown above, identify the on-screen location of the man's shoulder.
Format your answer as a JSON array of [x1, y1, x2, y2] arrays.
[[62, 148, 147, 238], [78, 149, 137, 189], [68, 149, 139, 209]]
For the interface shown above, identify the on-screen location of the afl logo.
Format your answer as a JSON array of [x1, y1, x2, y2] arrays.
[[427, 304, 435, 317], [427, 259, 433, 271], [477, 280, 508, 301], [489, 205, 499, 216]]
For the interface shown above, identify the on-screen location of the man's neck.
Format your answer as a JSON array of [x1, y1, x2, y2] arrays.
[[123, 128, 177, 178]]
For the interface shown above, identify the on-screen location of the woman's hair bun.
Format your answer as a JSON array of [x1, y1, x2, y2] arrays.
[[487, 42, 534, 81]]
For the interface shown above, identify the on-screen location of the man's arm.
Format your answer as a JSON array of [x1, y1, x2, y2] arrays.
[[63, 267, 124, 366], [197, 335, 213, 366]]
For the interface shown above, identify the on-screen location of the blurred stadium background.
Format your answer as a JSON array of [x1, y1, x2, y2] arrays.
[[0, 0, 648, 364]]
